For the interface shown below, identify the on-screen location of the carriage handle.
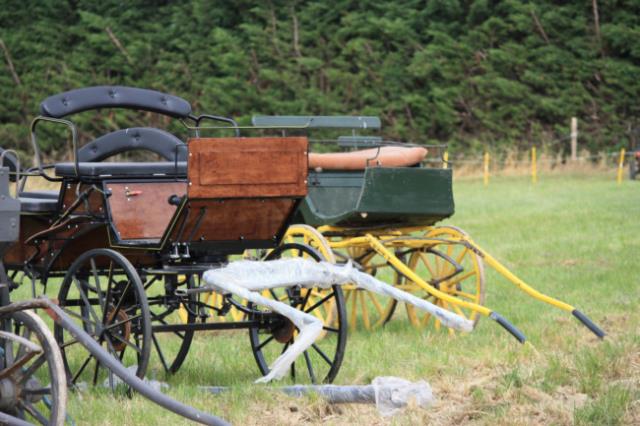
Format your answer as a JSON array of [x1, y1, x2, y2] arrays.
[[0, 149, 19, 197], [30, 115, 79, 178], [188, 114, 240, 137]]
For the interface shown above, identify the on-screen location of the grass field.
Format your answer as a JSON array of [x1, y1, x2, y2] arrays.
[[19, 172, 640, 425]]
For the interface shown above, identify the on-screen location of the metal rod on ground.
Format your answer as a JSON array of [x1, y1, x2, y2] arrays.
[[571, 117, 578, 161], [531, 146, 537, 184], [617, 148, 626, 184], [202, 385, 378, 404], [483, 152, 490, 187]]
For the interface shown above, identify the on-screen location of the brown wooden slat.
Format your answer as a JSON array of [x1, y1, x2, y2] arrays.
[[187, 137, 308, 199], [169, 198, 295, 243]]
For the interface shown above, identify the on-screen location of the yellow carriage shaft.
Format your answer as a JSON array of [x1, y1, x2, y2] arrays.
[[319, 225, 605, 340]]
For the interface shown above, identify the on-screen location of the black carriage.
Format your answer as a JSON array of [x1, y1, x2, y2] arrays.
[[1, 86, 347, 388]]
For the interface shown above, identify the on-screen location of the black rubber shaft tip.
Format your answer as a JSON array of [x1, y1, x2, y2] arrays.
[[572, 309, 606, 339], [490, 312, 526, 344]]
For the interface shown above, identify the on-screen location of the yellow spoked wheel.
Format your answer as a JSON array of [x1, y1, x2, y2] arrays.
[[281, 224, 336, 263], [340, 246, 399, 331], [401, 226, 485, 331]]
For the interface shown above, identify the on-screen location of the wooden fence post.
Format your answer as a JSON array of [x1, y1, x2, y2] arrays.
[[617, 148, 626, 184], [531, 146, 537, 184], [442, 151, 449, 169], [571, 117, 578, 161], [483, 152, 490, 187]]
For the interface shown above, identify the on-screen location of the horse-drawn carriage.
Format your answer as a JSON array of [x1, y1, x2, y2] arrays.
[[1, 86, 349, 390], [0, 86, 605, 423]]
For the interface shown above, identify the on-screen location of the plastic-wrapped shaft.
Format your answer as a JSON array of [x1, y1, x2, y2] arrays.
[[199, 258, 472, 382]]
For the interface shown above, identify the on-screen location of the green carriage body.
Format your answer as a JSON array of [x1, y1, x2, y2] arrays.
[[296, 167, 455, 227]]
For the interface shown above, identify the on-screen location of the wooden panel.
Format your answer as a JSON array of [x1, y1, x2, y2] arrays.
[[61, 182, 104, 214], [2, 216, 48, 266], [187, 137, 308, 199], [169, 198, 295, 242], [107, 182, 186, 240]]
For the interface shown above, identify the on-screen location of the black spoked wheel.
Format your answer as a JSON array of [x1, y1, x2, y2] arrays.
[[146, 274, 196, 375], [0, 310, 67, 425], [248, 243, 347, 384], [54, 248, 151, 388]]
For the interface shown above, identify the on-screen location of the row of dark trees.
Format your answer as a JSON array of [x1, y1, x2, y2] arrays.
[[1, 0, 639, 158]]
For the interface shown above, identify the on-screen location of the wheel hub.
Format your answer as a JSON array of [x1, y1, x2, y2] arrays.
[[271, 317, 295, 343], [106, 308, 131, 351]]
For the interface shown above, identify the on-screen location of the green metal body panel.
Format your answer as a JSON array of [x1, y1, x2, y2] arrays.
[[295, 167, 454, 227]]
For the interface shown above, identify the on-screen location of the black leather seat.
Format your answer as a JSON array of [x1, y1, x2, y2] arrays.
[[19, 196, 58, 213], [19, 190, 58, 199], [54, 127, 187, 179], [55, 161, 187, 178]]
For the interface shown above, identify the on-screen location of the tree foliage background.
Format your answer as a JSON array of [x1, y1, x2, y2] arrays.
[[1, 0, 639, 158]]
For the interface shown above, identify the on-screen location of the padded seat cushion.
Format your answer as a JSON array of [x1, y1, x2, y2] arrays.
[[20, 197, 58, 213], [308, 146, 428, 171], [19, 190, 59, 199], [55, 162, 187, 178]]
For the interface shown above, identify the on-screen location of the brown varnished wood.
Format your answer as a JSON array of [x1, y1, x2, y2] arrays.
[[2, 216, 48, 266], [106, 182, 186, 240], [187, 137, 308, 199], [169, 198, 295, 243], [60, 182, 104, 215]]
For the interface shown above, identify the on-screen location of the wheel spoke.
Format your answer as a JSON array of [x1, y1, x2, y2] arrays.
[[367, 291, 384, 315], [446, 270, 475, 287], [73, 277, 101, 325], [19, 400, 49, 425], [256, 334, 275, 350], [102, 314, 142, 332], [451, 289, 478, 300], [16, 327, 32, 359], [107, 333, 143, 354], [22, 387, 51, 396], [311, 343, 333, 367], [108, 280, 132, 325], [17, 354, 46, 385], [305, 292, 335, 314], [152, 333, 169, 372], [92, 355, 101, 386], [359, 291, 370, 330], [90, 258, 105, 309], [303, 350, 316, 383], [72, 353, 94, 383], [101, 262, 115, 325]]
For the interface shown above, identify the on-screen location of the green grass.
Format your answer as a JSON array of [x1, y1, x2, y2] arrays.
[[17, 173, 640, 424]]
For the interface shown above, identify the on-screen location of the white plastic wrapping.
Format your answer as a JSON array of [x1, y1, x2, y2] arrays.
[[372, 376, 433, 416], [202, 376, 434, 416], [201, 258, 472, 382]]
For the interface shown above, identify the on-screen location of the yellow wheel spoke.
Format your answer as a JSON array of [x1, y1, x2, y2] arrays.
[[446, 270, 476, 288], [367, 291, 384, 315], [420, 252, 437, 278], [359, 291, 371, 330], [349, 291, 358, 331], [452, 289, 479, 301]]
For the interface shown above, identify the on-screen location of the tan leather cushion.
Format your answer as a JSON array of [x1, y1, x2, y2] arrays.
[[308, 146, 428, 170]]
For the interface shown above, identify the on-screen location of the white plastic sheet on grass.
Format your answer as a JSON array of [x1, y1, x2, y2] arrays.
[[201, 258, 472, 382]]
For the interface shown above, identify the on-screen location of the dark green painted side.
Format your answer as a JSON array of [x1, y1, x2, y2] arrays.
[[296, 167, 454, 227]]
